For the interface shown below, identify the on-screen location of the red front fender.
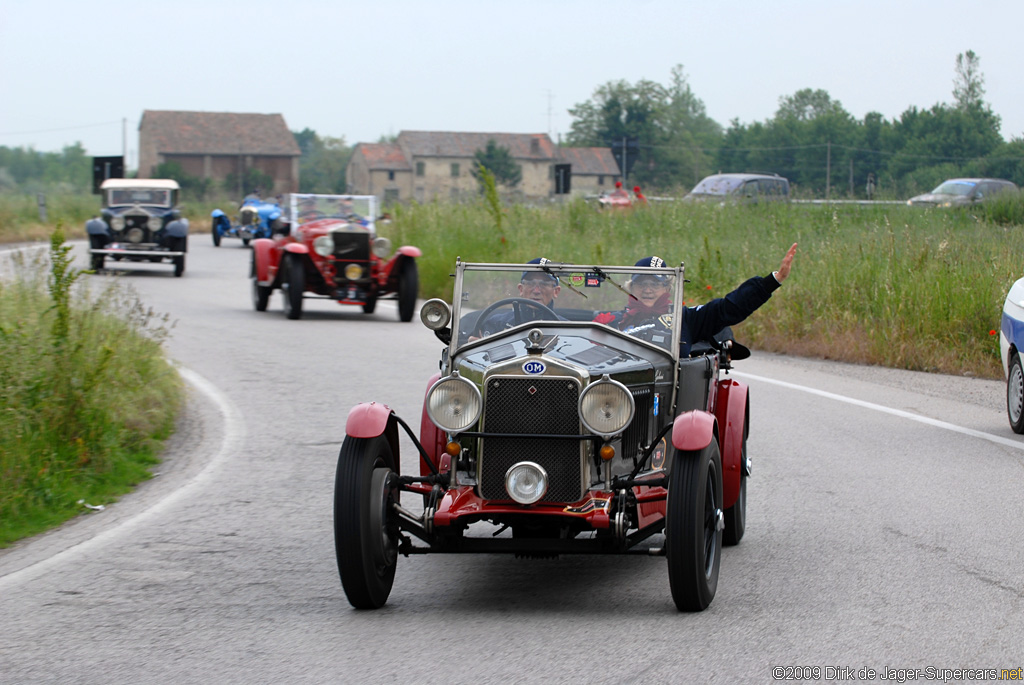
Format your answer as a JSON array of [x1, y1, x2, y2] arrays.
[[346, 402, 394, 438], [251, 238, 276, 283], [671, 410, 717, 452], [715, 379, 749, 509], [419, 373, 444, 477], [344, 402, 402, 477], [397, 245, 422, 258]]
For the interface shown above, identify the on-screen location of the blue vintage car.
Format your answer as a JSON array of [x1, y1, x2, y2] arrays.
[[211, 196, 284, 246]]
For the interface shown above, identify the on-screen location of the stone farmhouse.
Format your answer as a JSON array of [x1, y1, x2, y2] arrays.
[[137, 110, 301, 195], [346, 131, 620, 205]]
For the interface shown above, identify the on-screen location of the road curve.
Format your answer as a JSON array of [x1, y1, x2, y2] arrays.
[[1, 239, 1022, 683]]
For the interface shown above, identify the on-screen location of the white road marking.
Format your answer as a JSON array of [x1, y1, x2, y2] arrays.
[[0, 366, 245, 589], [733, 370, 1024, 451]]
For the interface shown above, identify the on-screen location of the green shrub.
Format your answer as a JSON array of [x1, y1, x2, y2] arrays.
[[0, 228, 183, 546]]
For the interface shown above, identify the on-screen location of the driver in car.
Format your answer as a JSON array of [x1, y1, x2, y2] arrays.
[[473, 257, 565, 337], [595, 244, 798, 355]]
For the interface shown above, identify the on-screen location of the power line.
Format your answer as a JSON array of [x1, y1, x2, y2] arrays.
[[0, 120, 123, 137]]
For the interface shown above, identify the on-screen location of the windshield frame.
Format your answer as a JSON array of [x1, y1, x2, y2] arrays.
[[449, 260, 687, 360], [286, 193, 377, 231]]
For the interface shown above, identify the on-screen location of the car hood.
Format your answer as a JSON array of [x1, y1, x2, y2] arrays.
[[908, 193, 970, 206], [453, 327, 673, 386]]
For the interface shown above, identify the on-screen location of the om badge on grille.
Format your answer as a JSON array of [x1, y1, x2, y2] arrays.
[[523, 360, 545, 374]]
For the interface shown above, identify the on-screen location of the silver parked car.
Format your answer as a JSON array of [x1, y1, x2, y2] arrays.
[[907, 178, 1018, 208], [684, 172, 790, 204]]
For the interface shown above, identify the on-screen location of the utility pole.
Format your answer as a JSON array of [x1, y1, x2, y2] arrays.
[[825, 141, 831, 200], [622, 137, 628, 183]]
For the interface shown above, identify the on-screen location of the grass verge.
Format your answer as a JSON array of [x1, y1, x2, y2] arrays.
[[0, 228, 184, 547]]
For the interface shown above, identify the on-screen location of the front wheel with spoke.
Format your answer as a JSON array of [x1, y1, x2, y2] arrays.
[[666, 440, 723, 611], [282, 256, 305, 319], [334, 434, 400, 609], [1009, 352, 1024, 434]]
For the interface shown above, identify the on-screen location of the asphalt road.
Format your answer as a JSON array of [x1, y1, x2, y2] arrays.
[[1, 239, 1022, 684]]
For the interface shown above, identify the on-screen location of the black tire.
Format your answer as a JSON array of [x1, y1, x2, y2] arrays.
[[666, 440, 723, 612], [173, 255, 185, 277], [250, 254, 271, 312], [212, 223, 221, 247], [397, 259, 419, 322], [242, 237, 251, 247], [334, 434, 399, 610], [282, 256, 305, 320], [90, 254, 105, 272], [362, 294, 377, 314], [723, 438, 747, 546], [1009, 352, 1024, 434]]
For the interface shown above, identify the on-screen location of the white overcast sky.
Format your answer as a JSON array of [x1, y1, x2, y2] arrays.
[[2, 0, 1021, 168]]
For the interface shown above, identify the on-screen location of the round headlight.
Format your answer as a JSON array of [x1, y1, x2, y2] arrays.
[[344, 264, 363, 280], [110, 216, 125, 231], [579, 376, 635, 438], [147, 216, 162, 231], [426, 374, 482, 433], [372, 237, 392, 259], [505, 462, 548, 505], [314, 235, 333, 257], [419, 298, 451, 330]]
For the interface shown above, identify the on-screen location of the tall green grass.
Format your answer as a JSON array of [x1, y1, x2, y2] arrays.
[[0, 229, 184, 546], [3, 193, 1018, 379], [380, 199, 1022, 378]]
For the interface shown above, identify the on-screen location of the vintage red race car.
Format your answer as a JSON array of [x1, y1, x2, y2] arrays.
[[250, 194, 421, 320], [334, 259, 753, 611]]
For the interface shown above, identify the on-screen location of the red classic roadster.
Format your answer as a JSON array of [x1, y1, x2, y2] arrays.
[[334, 259, 753, 611], [250, 194, 420, 320]]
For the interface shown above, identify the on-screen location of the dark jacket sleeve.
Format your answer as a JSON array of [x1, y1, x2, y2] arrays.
[[683, 273, 780, 344]]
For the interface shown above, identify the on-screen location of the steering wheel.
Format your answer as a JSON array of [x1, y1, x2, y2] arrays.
[[469, 297, 559, 339], [623, 315, 672, 348], [299, 210, 325, 221]]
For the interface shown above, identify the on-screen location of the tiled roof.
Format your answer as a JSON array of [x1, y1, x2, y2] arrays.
[[556, 147, 621, 176], [140, 110, 301, 156], [397, 131, 556, 159], [353, 142, 410, 171]]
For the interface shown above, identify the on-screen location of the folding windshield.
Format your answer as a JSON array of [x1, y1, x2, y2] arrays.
[[451, 261, 685, 354], [107, 188, 171, 207], [286, 193, 376, 230]]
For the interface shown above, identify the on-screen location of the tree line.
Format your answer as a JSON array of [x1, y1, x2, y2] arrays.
[[2, 50, 1020, 200], [567, 51, 1024, 198]]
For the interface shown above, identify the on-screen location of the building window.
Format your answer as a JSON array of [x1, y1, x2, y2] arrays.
[[416, 161, 425, 177], [388, 170, 395, 181], [451, 163, 460, 177], [598, 175, 604, 186]]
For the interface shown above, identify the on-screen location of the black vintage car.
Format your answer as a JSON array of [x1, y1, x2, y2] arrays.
[[86, 179, 189, 276], [335, 259, 753, 611]]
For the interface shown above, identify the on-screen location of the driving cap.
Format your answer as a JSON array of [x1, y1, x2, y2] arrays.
[[522, 257, 558, 283], [631, 256, 668, 282]]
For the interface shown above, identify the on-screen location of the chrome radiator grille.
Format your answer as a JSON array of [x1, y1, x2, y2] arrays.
[[332, 233, 370, 262], [479, 376, 583, 503], [621, 387, 652, 462]]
